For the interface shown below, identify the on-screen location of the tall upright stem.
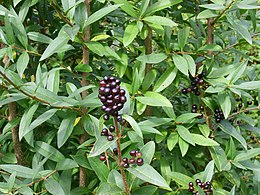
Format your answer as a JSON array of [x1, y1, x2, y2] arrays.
[[113, 117, 130, 195], [79, 0, 92, 187]]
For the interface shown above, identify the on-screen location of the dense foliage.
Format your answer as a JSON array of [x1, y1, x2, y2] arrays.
[[0, 0, 260, 194]]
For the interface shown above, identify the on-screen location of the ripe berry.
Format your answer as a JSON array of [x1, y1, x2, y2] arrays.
[[236, 97, 242, 102], [200, 105, 204, 110], [107, 135, 113, 141], [250, 135, 255, 140], [109, 125, 115, 132], [101, 128, 108, 136], [247, 101, 252, 105], [187, 88, 192, 93], [120, 96, 127, 103], [197, 113, 203, 119], [136, 158, 144, 166], [188, 186, 194, 192], [182, 88, 188, 94], [189, 182, 194, 187], [197, 79, 204, 85], [129, 158, 135, 164], [116, 115, 123, 122], [99, 80, 106, 87], [103, 114, 109, 120], [103, 76, 109, 82], [122, 157, 128, 163], [238, 103, 243, 108], [136, 151, 142, 157], [119, 89, 126, 96], [123, 163, 129, 168], [191, 109, 197, 113], [215, 118, 221, 123], [195, 179, 201, 184], [192, 104, 197, 109], [195, 91, 201, 96], [130, 150, 136, 156], [115, 79, 121, 85], [113, 148, 118, 155], [100, 155, 106, 161]]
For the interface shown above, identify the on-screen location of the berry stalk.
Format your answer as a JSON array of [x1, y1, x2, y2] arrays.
[[113, 116, 130, 195]]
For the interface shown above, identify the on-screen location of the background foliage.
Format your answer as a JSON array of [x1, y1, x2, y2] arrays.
[[0, 0, 260, 194]]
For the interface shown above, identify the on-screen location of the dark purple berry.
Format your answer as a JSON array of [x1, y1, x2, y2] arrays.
[[112, 88, 119, 95], [238, 103, 243, 108], [192, 104, 197, 109], [191, 109, 197, 113], [197, 79, 204, 85], [104, 76, 109, 82], [106, 99, 114, 106], [200, 105, 204, 110], [100, 155, 106, 161], [247, 101, 252, 105], [191, 81, 197, 86], [197, 113, 203, 119], [119, 89, 126, 96], [250, 135, 255, 140], [115, 79, 121, 85], [104, 107, 112, 114], [136, 158, 144, 166], [123, 163, 129, 168], [99, 96, 106, 103], [189, 182, 194, 187], [215, 118, 221, 123], [109, 125, 115, 132], [136, 151, 142, 157], [112, 111, 118, 116], [195, 91, 201, 96], [116, 115, 123, 122], [129, 158, 135, 164], [99, 80, 106, 87], [188, 186, 194, 192], [117, 103, 123, 110], [113, 148, 118, 155], [109, 76, 115, 82], [101, 128, 108, 136], [182, 88, 188, 94], [130, 150, 136, 156], [122, 157, 128, 163], [99, 87, 105, 95], [114, 95, 120, 103], [110, 81, 117, 88], [236, 97, 242, 102], [107, 135, 114, 141], [120, 96, 127, 103], [195, 179, 201, 184], [192, 86, 198, 91], [104, 88, 111, 96], [103, 114, 109, 120]]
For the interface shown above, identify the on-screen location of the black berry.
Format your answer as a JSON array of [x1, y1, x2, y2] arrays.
[[109, 125, 115, 132], [107, 135, 113, 141], [100, 155, 106, 161], [113, 148, 118, 155], [130, 150, 136, 156], [123, 163, 129, 168], [182, 88, 188, 94], [129, 158, 135, 164], [136, 158, 144, 166], [122, 157, 128, 163]]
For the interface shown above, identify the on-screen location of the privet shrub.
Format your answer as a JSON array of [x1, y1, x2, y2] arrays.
[[0, 0, 260, 194]]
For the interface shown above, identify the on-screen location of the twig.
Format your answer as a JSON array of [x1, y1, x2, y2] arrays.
[[104, 151, 110, 170], [0, 71, 80, 111], [212, 0, 236, 25], [114, 116, 130, 195], [228, 106, 260, 118], [12, 45, 42, 56]]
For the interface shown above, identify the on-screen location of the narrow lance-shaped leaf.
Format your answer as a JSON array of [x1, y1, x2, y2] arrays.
[[135, 91, 172, 107], [172, 54, 189, 76], [143, 16, 177, 27], [123, 22, 139, 47], [89, 136, 118, 157], [137, 53, 167, 64], [177, 125, 195, 146], [123, 114, 143, 139]]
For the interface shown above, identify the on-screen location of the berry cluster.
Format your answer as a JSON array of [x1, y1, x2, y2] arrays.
[[99, 148, 118, 161], [122, 150, 144, 168], [191, 104, 204, 119], [233, 97, 253, 114], [214, 108, 224, 123], [101, 125, 115, 141], [182, 70, 207, 96], [188, 179, 212, 194], [98, 76, 126, 122]]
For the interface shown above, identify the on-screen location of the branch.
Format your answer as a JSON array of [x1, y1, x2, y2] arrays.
[[212, 0, 236, 25], [0, 71, 80, 112], [228, 106, 260, 118]]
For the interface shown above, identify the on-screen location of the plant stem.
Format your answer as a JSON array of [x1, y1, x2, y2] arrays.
[[212, 0, 236, 25], [113, 117, 130, 195], [79, 0, 92, 187], [228, 106, 260, 118]]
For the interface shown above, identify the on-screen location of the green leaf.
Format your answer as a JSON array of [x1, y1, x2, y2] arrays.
[[160, 157, 171, 185], [199, 4, 225, 10], [237, 2, 260, 9], [140, 0, 150, 17], [57, 113, 76, 148], [123, 114, 143, 139], [19, 103, 39, 141], [175, 113, 200, 123], [167, 132, 179, 151], [233, 81, 260, 90], [145, 0, 182, 16], [183, 54, 196, 77], [198, 44, 222, 51], [227, 60, 248, 84], [47, 68, 60, 94], [108, 170, 124, 190], [35, 141, 65, 162], [56, 158, 78, 170], [40, 35, 69, 61], [112, 0, 138, 18], [203, 160, 214, 182], [138, 117, 172, 127], [197, 9, 218, 19], [89, 136, 118, 157], [115, 53, 128, 77], [132, 186, 158, 195], [234, 148, 260, 162], [169, 172, 193, 187], [0, 165, 33, 178], [85, 4, 121, 26], [44, 178, 65, 195], [178, 137, 189, 157], [142, 69, 157, 91], [137, 53, 167, 64], [14, 0, 22, 7], [123, 22, 139, 47], [209, 146, 231, 171], [172, 54, 188, 76], [218, 93, 231, 119], [192, 134, 219, 146], [227, 15, 252, 45], [85, 41, 105, 56], [23, 109, 58, 137], [96, 183, 124, 194], [136, 91, 172, 107], [74, 63, 93, 73], [198, 124, 211, 138], [127, 164, 171, 191], [140, 141, 155, 164], [153, 66, 177, 92], [27, 32, 52, 44], [143, 16, 177, 27], [177, 125, 195, 146], [178, 27, 190, 51], [88, 157, 109, 182], [218, 121, 247, 149]]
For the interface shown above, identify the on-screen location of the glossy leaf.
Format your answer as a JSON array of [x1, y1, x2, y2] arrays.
[[167, 132, 179, 151], [89, 136, 118, 157], [234, 148, 260, 162], [135, 91, 172, 107], [44, 178, 65, 195], [123, 114, 143, 138], [143, 16, 177, 27], [192, 134, 219, 146], [137, 53, 167, 64], [56, 158, 78, 170], [123, 22, 139, 47], [177, 125, 195, 146], [140, 141, 155, 164], [172, 54, 188, 76], [170, 172, 193, 187]]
